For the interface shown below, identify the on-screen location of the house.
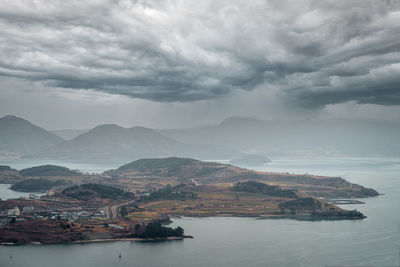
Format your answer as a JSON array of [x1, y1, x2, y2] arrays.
[[23, 206, 35, 213], [7, 207, 20, 216]]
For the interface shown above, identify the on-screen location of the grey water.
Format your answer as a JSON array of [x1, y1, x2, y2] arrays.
[[1, 157, 400, 267], [0, 184, 43, 201]]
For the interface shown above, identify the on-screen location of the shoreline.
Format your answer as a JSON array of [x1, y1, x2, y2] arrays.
[[0, 236, 193, 246], [169, 212, 365, 221], [73, 235, 191, 244]]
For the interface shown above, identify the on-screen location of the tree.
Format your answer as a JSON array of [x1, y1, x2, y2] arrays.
[[175, 226, 184, 236]]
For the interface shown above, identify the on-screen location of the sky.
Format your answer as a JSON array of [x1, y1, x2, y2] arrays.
[[0, 0, 400, 130]]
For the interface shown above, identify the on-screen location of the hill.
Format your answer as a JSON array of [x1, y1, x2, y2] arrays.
[[108, 157, 230, 179], [0, 165, 23, 184], [117, 157, 200, 172], [20, 165, 80, 177], [60, 183, 134, 201], [10, 178, 68, 192], [0, 115, 64, 156], [110, 157, 379, 198]]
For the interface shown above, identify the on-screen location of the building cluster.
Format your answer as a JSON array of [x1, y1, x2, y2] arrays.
[[0, 203, 108, 227]]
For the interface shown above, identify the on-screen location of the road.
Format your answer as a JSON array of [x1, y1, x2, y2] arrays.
[[107, 200, 135, 221]]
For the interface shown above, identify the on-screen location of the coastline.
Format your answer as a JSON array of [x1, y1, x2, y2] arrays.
[[0, 236, 193, 246], [73, 235, 193, 244], [169, 212, 366, 220]]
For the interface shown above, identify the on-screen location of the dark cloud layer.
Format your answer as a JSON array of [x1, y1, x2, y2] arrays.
[[1, 0, 400, 106]]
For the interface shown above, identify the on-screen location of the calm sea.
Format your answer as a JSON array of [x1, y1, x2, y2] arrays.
[[0, 157, 399, 267]]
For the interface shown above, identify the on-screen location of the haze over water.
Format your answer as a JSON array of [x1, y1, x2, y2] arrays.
[[1, 156, 399, 267]]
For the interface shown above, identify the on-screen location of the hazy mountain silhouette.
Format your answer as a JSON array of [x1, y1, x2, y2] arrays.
[[4, 115, 399, 162], [160, 117, 400, 157], [0, 115, 64, 156], [29, 124, 242, 162]]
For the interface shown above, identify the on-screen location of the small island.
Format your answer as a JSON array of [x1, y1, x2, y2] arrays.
[[10, 178, 68, 192], [0, 157, 377, 245]]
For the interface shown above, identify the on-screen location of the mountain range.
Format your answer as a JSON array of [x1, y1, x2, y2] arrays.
[[160, 117, 400, 157], [0, 115, 241, 163], [0, 115, 399, 163]]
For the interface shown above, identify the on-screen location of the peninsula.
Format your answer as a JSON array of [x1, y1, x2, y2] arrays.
[[0, 157, 378, 245]]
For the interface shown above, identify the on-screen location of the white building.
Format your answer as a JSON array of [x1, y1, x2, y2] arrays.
[[7, 207, 20, 216], [22, 206, 35, 213]]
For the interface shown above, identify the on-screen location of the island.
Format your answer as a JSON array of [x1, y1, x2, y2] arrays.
[[0, 157, 378, 245]]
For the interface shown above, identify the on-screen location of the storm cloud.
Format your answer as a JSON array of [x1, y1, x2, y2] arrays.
[[1, 0, 400, 107]]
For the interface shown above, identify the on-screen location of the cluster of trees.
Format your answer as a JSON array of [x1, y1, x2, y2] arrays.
[[233, 181, 298, 198], [142, 184, 197, 201], [279, 197, 321, 210], [19, 165, 79, 177], [278, 198, 365, 218], [133, 222, 184, 238], [62, 183, 134, 201], [120, 203, 144, 218], [117, 157, 198, 173], [11, 178, 67, 192], [337, 209, 365, 218], [317, 209, 365, 219]]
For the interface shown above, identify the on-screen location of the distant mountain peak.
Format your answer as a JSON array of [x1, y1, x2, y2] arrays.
[[2, 114, 19, 119], [0, 115, 64, 156], [28, 123, 188, 162], [1, 114, 29, 122]]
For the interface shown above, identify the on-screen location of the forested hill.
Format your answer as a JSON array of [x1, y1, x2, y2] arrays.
[[60, 183, 134, 201], [20, 165, 80, 177], [107, 157, 230, 178]]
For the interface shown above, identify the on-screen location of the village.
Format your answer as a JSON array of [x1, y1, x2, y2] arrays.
[[0, 193, 109, 227]]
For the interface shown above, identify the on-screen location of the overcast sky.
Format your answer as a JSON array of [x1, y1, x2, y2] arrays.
[[1, 0, 400, 130]]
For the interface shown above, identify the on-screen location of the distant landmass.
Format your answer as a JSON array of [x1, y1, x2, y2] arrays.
[[230, 154, 271, 166], [160, 117, 400, 157], [20, 165, 80, 177], [0, 165, 81, 185], [10, 178, 68, 192], [0, 115, 64, 156]]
